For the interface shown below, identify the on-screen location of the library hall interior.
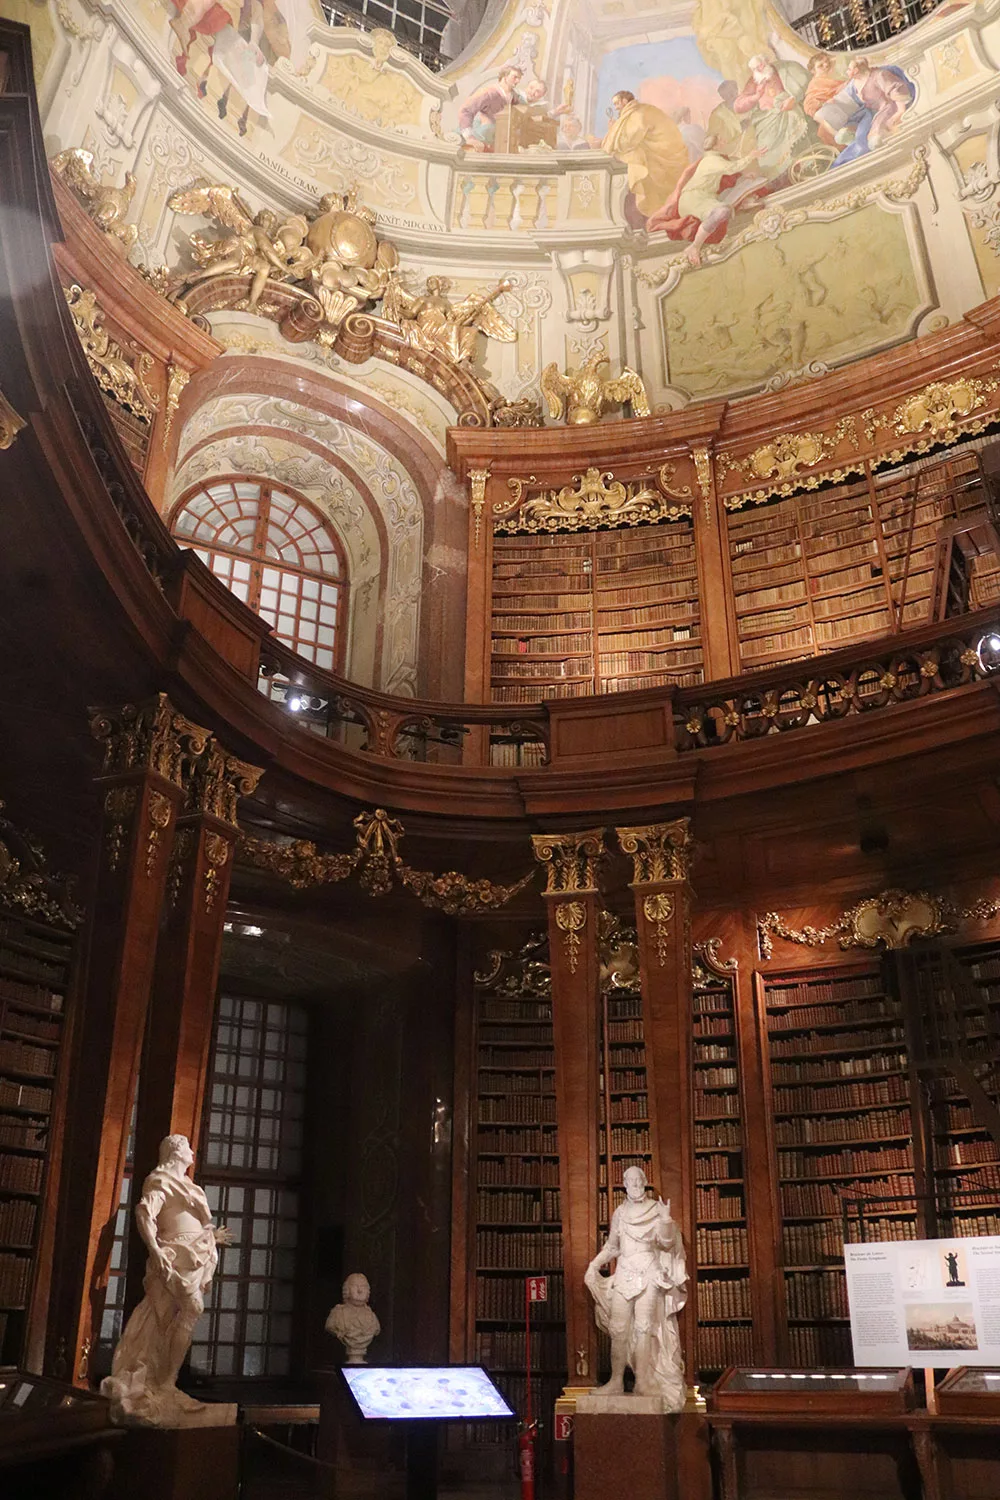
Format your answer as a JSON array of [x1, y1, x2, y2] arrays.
[[8, 0, 1000, 1497]]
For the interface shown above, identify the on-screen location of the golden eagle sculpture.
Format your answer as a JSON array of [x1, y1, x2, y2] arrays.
[[51, 148, 137, 250], [540, 351, 650, 426]]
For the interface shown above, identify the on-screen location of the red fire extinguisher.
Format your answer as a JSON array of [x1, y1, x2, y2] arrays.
[[519, 1419, 539, 1500]]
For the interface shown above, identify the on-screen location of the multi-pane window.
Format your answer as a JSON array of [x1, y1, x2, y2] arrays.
[[320, 0, 451, 70], [171, 479, 346, 672], [191, 995, 308, 1380]]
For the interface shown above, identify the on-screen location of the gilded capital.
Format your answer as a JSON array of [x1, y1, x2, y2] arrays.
[[530, 828, 605, 895], [469, 468, 490, 549], [187, 741, 264, 826], [616, 819, 692, 886], [89, 694, 212, 786]]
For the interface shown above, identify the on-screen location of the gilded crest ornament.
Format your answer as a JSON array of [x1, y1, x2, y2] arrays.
[[757, 888, 1000, 959], [540, 351, 650, 426], [555, 900, 587, 972], [721, 417, 859, 503], [64, 285, 155, 420], [499, 467, 691, 536]]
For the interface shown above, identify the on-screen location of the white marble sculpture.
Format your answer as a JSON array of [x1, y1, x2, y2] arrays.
[[583, 1165, 688, 1412], [325, 1272, 380, 1364], [100, 1134, 236, 1427]]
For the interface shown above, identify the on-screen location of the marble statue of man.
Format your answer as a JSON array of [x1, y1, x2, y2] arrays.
[[100, 1134, 235, 1427], [326, 1272, 380, 1364], [584, 1165, 687, 1409]]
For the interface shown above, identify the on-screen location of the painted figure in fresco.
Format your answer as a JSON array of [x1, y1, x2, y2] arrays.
[[706, 80, 747, 154], [732, 50, 811, 184], [830, 58, 915, 168], [599, 90, 689, 227], [803, 54, 847, 145], [458, 65, 524, 150], [166, 0, 312, 136], [647, 137, 767, 265]]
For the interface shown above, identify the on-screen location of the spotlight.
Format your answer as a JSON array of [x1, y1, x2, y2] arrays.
[[976, 631, 1000, 673], [287, 695, 304, 712]]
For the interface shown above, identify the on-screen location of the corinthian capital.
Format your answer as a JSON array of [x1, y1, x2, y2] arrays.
[[187, 741, 264, 826], [530, 828, 605, 895], [89, 694, 211, 786], [615, 819, 692, 886]]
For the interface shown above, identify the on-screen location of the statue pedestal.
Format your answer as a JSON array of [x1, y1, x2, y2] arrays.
[[315, 1368, 404, 1499], [109, 1425, 239, 1500], [573, 1410, 712, 1500]]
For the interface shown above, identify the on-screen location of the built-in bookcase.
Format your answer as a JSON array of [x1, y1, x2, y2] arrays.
[[759, 964, 915, 1367], [471, 942, 565, 1457], [490, 519, 702, 704], [726, 450, 985, 673], [693, 949, 753, 1375], [0, 910, 73, 1366]]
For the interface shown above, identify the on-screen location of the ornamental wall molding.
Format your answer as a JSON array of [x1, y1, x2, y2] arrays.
[[758, 888, 1000, 959], [496, 465, 692, 536], [718, 418, 859, 504], [239, 808, 534, 914]]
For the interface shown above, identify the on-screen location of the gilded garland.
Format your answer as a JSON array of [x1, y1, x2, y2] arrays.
[[758, 889, 1000, 958], [238, 808, 534, 915]]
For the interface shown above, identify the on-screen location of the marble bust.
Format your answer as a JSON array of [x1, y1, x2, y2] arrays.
[[326, 1272, 380, 1364], [583, 1165, 687, 1411], [100, 1134, 235, 1427]]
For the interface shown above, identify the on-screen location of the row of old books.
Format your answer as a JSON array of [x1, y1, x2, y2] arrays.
[[770, 1050, 906, 1084], [478, 1024, 551, 1044], [479, 1071, 552, 1094], [789, 1323, 852, 1366], [0, 949, 63, 985], [477, 1127, 558, 1153], [0, 1078, 51, 1113], [488, 741, 546, 768], [480, 1000, 552, 1023], [767, 975, 884, 1006], [475, 1330, 565, 1367], [695, 1090, 739, 1118], [785, 1269, 850, 1319], [781, 1178, 911, 1217], [493, 610, 591, 631], [696, 1187, 745, 1221], [772, 1075, 909, 1113], [0, 1154, 43, 1192], [478, 1158, 560, 1187], [697, 1151, 743, 1182], [606, 1067, 645, 1090], [695, 1122, 742, 1149], [696, 1226, 748, 1265], [0, 977, 62, 1011], [479, 1047, 552, 1069], [608, 1095, 647, 1123], [0, 1196, 35, 1246], [478, 1097, 557, 1124], [0, 1040, 55, 1078], [0, 1114, 45, 1149], [949, 1213, 1000, 1236], [937, 1138, 1000, 1164], [774, 1106, 910, 1146], [698, 1324, 754, 1367], [694, 1043, 735, 1062], [598, 1158, 650, 1189], [476, 1272, 566, 1320], [475, 1229, 563, 1269], [476, 1189, 561, 1222], [606, 1126, 650, 1152], [695, 1066, 738, 1088], [698, 1276, 751, 1318], [0, 1253, 30, 1308], [777, 1146, 912, 1177], [769, 1024, 903, 1058]]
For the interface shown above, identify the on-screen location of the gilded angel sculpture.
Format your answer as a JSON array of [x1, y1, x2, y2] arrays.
[[167, 184, 293, 309], [383, 275, 517, 366], [540, 351, 650, 426], [51, 148, 138, 250]]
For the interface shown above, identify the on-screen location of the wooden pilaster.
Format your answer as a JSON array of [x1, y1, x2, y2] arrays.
[[47, 695, 211, 1383], [615, 820, 696, 1375], [124, 741, 263, 1315], [531, 829, 605, 1389]]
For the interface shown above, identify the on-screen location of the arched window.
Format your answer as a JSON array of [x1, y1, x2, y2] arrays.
[[171, 478, 347, 672]]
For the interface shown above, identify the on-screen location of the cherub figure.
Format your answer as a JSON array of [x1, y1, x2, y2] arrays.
[[167, 184, 292, 307], [383, 275, 517, 365]]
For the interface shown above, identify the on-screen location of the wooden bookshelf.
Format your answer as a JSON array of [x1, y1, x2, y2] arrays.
[[490, 519, 702, 704], [693, 952, 753, 1376], [925, 941, 1000, 1241], [472, 945, 565, 1462], [726, 450, 987, 674], [758, 964, 915, 1368], [0, 911, 73, 1367]]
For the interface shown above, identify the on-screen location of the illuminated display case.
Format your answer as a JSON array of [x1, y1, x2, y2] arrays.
[[708, 1366, 915, 1414], [936, 1366, 1000, 1416]]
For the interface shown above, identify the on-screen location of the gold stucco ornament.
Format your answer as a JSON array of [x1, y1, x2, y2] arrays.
[[51, 148, 138, 251], [382, 273, 517, 366], [540, 350, 650, 425]]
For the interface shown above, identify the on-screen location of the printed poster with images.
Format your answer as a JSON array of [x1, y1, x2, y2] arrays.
[[845, 1236, 1000, 1367]]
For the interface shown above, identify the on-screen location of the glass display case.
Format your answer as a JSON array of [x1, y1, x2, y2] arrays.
[[708, 1366, 915, 1414], [936, 1366, 1000, 1416]]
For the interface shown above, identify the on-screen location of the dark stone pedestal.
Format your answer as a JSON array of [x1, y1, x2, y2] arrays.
[[315, 1368, 404, 1500], [109, 1425, 239, 1500], [574, 1411, 712, 1500]]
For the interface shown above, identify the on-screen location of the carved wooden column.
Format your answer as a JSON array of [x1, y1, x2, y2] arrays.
[[531, 829, 605, 1390], [125, 741, 263, 1314], [48, 695, 211, 1382], [615, 820, 696, 1373], [689, 445, 740, 681]]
